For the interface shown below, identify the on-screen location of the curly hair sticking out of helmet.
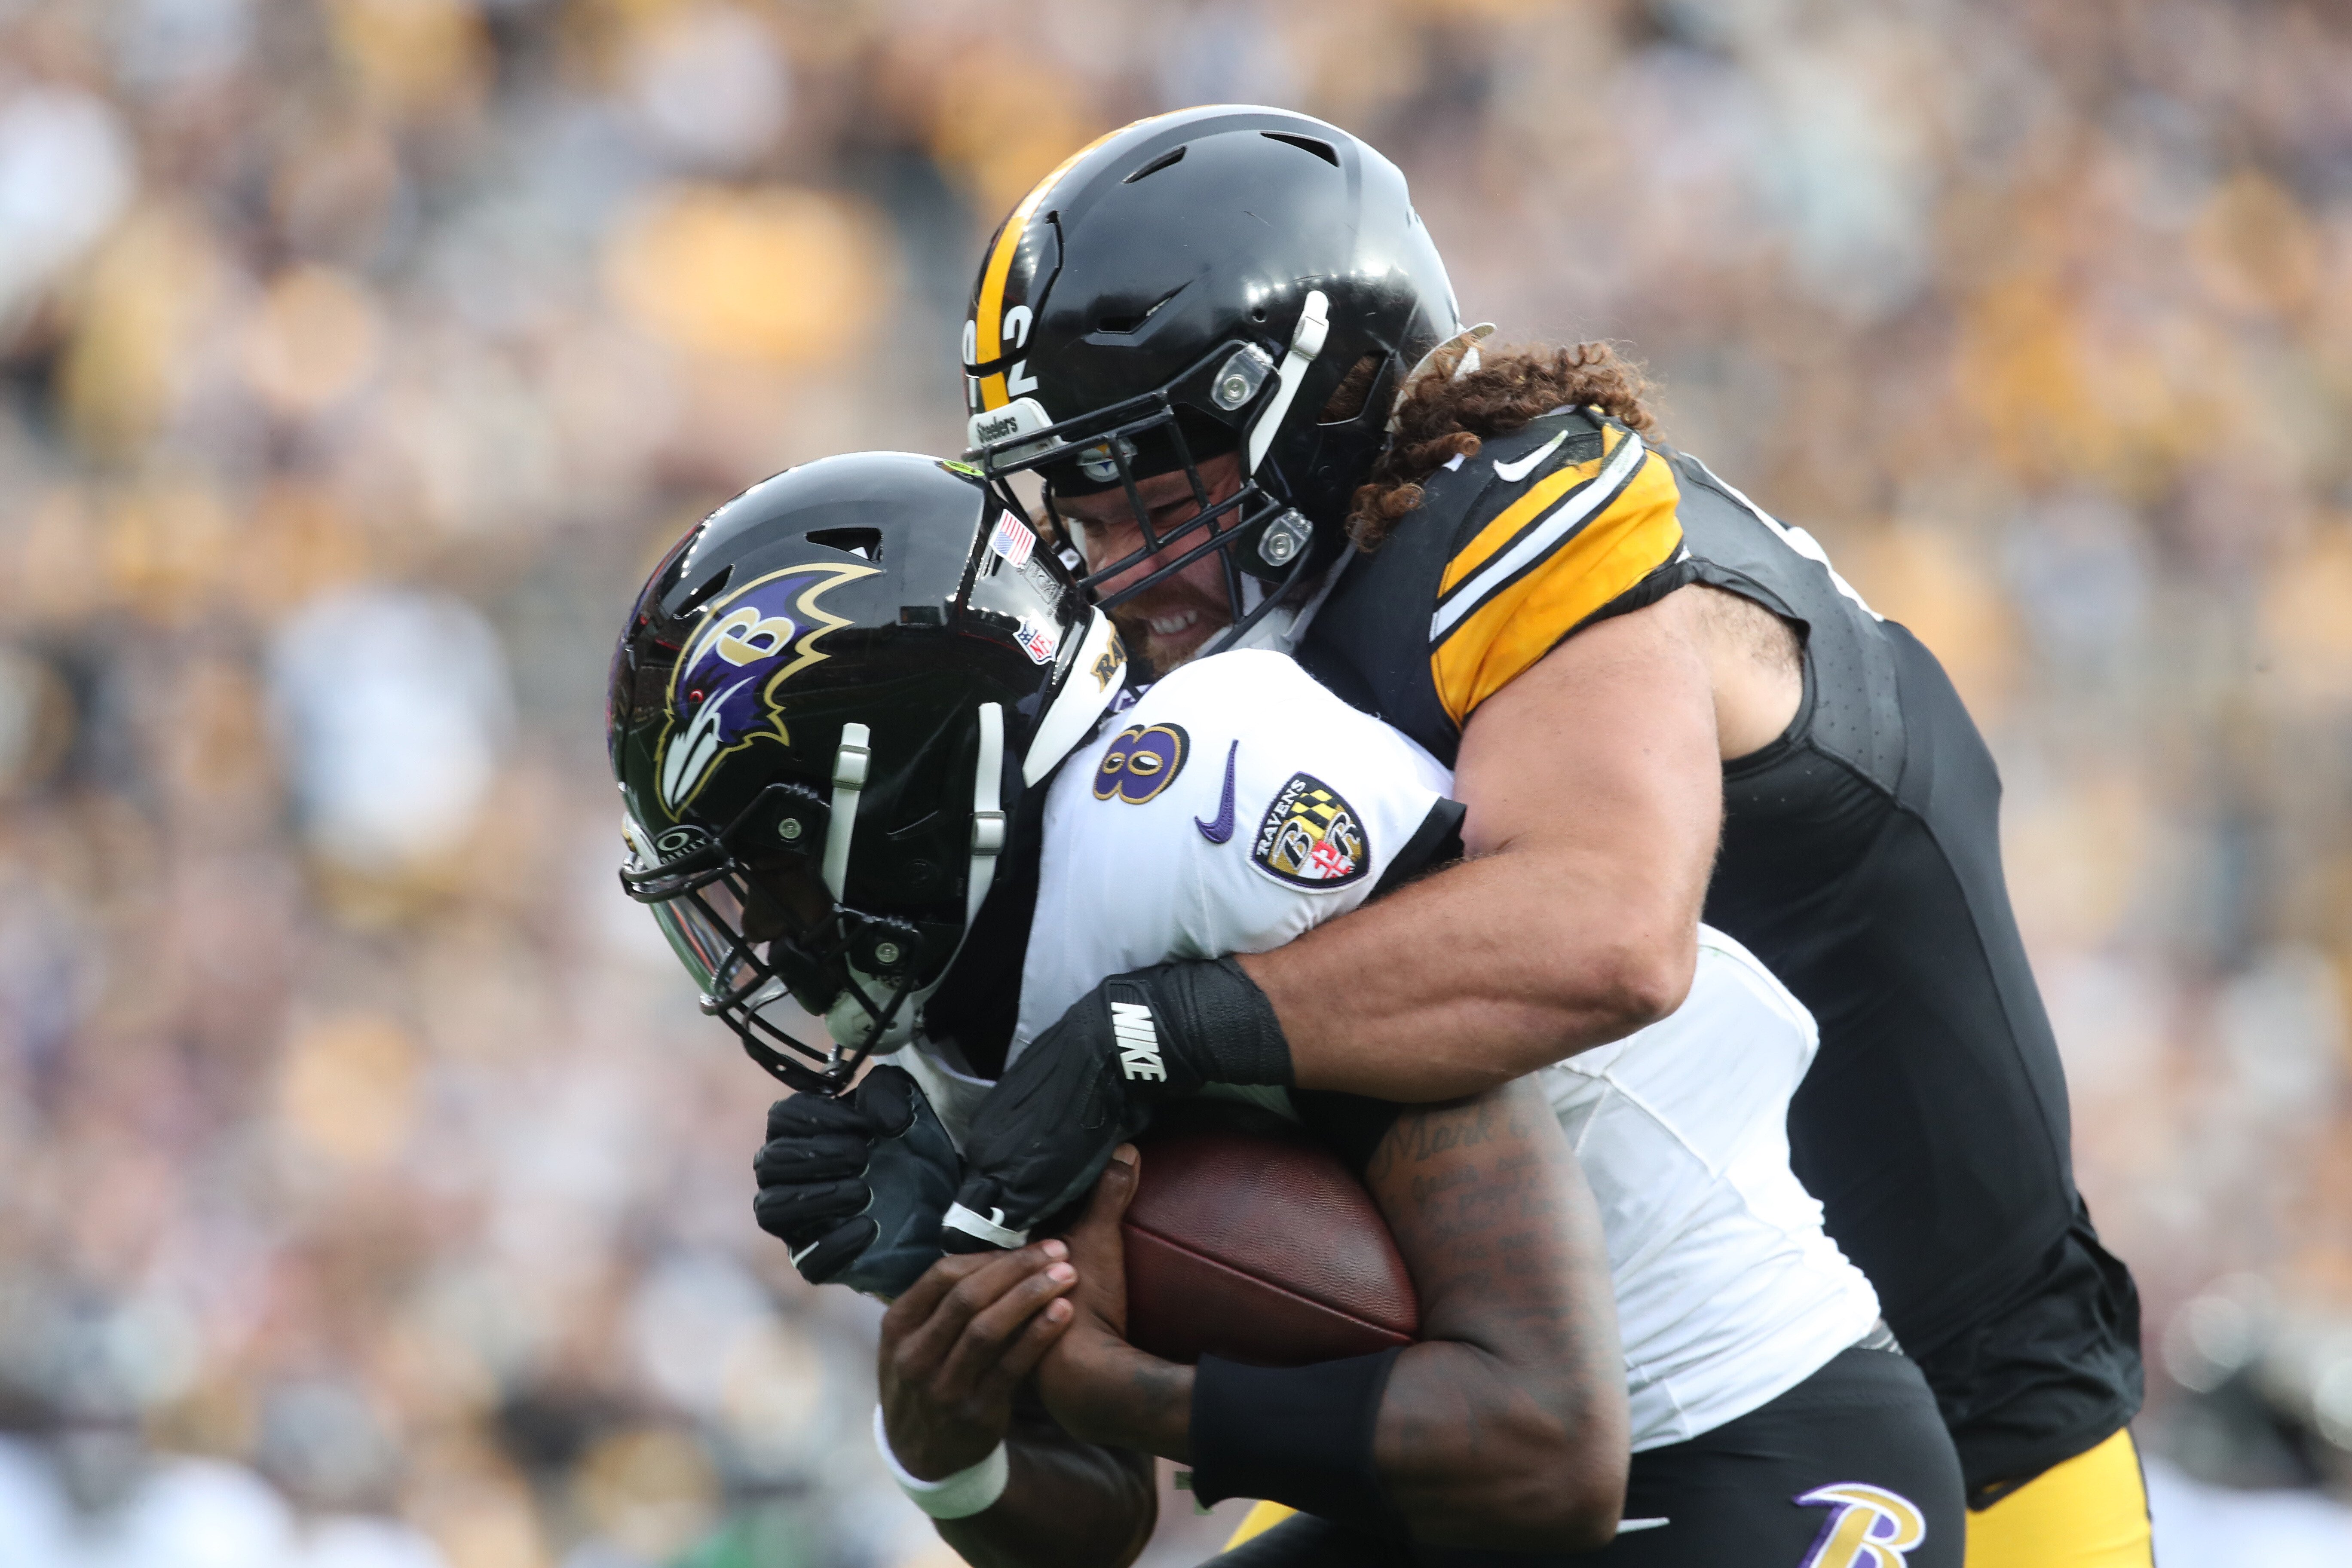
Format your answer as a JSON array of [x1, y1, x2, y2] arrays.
[[1346, 341, 1659, 551]]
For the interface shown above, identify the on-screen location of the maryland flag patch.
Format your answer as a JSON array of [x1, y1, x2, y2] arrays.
[[1250, 773, 1369, 890]]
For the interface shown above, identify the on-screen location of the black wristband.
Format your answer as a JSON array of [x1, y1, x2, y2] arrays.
[[1118, 955, 1291, 1092], [1188, 1349, 1403, 1529]]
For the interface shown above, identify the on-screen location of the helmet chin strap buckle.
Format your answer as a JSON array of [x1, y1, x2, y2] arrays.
[[1257, 508, 1312, 568]]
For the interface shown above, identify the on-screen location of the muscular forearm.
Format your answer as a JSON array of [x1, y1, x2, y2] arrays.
[[1376, 1341, 1617, 1548], [1240, 846, 1697, 1099], [1051, 1335, 1616, 1551], [1364, 1084, 1626, 1550], [1045, 1087, 1625, 1551], [933, 1424, 1157, 1568], [1246, 599, 1722, 1100], [1032, 1341, 1194, 1461]]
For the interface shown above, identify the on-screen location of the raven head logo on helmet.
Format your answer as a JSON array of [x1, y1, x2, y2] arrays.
[[959, 107, 1463, 668], [607, 453, 1127, 1094], [657, 560, 879, 812]]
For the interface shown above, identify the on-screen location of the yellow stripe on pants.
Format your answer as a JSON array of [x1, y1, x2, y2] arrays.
[[1965, 1429, 2154, 1568], [1224, 1500, 1295, 1551]]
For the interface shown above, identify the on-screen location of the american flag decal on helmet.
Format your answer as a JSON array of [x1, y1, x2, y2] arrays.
[[990, 514, 1035, 568]]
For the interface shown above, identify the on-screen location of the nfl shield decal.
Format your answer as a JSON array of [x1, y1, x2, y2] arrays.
[[1014, 616, 1060, 663], [1250, 772, 1369, 889]]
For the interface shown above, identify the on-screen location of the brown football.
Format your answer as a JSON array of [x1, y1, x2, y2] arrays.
[[1121, 1100, 1419, 1366]]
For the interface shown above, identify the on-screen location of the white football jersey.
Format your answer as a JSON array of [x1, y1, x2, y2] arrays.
[[901, 646, 1880, 1450], [1011, 650, 1455, 1065], [1539, 931, 1882, 1447]]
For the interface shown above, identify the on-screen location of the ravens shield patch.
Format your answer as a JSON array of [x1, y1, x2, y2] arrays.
[[1250, 772, 1369, 889]]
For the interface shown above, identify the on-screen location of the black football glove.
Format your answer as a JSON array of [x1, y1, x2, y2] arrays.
[[754, 1065, 960, 1297], [940, 956, 1290, 1252]]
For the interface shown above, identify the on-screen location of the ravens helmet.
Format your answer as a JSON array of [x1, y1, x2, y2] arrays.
[[959, 106, 1461, 650], [607, 452, 1127, 1093]]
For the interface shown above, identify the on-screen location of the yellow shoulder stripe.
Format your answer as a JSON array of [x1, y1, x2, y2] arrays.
[[1438, 425, 1627, 598], [1430, 447, 1683, 725]]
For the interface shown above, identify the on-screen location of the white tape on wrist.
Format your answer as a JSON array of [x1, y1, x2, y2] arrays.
[[873, 1405, 1010, 1519]]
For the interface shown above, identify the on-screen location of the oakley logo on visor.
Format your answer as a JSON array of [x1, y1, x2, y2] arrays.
[[652, 824, 709, 859]]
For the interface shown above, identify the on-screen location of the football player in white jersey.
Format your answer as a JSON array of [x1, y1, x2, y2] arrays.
[[609, 456, 1963, 1566], [612, 455, 1630, 1560]]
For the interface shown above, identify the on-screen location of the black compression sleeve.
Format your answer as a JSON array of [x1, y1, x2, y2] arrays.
[[1188, 1349, 1403, 1528], [1132, 956, 1291, 1088]]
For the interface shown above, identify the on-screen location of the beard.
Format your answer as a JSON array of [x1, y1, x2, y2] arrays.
[[1107, 570, 1231, 676]]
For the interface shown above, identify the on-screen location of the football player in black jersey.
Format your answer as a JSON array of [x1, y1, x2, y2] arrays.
[[623, 455, 1966, 1568], [941, 108, 2149, 1568]]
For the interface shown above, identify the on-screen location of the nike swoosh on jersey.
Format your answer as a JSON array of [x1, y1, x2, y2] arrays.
[[1195, 740, 1238, 842], [1490, 429, 1568, 483]]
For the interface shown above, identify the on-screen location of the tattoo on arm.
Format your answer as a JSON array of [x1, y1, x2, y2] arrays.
[[1359, 1078, 1627, 1550]]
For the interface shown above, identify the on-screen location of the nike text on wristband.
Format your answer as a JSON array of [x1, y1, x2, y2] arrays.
[[873, 1406, 1011, 1519], [941, 1200, 1029, 1250]]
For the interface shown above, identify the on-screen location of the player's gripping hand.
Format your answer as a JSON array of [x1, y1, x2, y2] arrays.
[[879, 1241, 1078, 1480], [940, 957, 1289, 1253], [755, 1065, 961, 1296]]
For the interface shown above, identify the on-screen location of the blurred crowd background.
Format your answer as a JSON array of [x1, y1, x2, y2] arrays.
[[3, 0, 2351, 1563]]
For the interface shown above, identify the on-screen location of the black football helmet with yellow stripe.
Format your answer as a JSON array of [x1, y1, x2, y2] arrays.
[[959, 106, 1460, 648], [607, 452, 1127, 1093]]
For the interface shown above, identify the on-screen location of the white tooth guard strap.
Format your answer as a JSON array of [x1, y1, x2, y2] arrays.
[[822, 722, 870, 902], [1246, 289, 1330, 474], [940, 1201, 1029, 1250]]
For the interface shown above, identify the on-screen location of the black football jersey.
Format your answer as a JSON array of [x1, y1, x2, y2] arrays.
[[1296, 407, 2142, 1493]]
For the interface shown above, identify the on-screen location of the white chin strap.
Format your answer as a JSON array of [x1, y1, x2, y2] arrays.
[[1246, 289, 1330, 475], [965, 701, 1007, 925], [1202, 541, 1356, 662], [821, 722, 870, 902]]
